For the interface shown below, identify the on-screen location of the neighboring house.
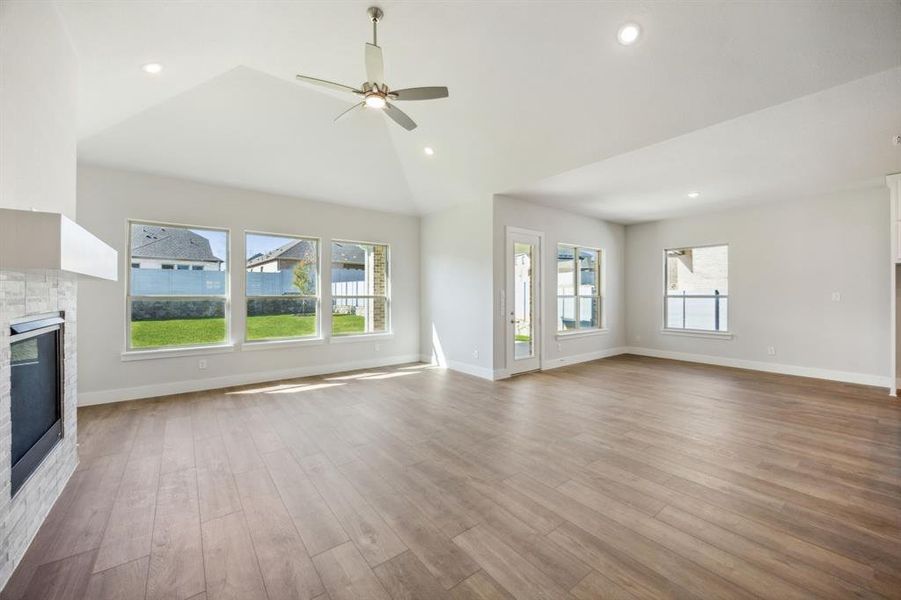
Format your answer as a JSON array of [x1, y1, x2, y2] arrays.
[[131, 224, 223, 270], [245, 239, 365, 275], [246, 239, 318, 272]]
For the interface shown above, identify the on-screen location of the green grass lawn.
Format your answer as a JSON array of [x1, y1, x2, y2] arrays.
[[131, 314, 367, 347]]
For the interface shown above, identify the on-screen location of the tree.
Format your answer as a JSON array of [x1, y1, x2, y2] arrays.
[[292, 259, 314, 295]]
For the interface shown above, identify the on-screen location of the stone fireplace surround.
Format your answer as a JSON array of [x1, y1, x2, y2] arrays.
[[0, 270, 78, 585]]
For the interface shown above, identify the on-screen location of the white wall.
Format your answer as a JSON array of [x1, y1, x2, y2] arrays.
[[76, 165, 420, 404], [625, 186, 890, 385], [0, 1, 77, 219], [0, 2, 81, 590], [492, 195, 626, 374], [420, 199, 495, 378]]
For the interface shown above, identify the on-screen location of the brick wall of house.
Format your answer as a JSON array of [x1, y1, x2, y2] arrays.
[[0, 270, 78, 587], [372, 245, 388, 332]]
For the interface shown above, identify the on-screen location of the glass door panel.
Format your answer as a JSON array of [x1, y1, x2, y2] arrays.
[[513, 242, 534, 359]]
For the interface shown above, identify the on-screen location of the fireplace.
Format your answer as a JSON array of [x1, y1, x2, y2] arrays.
[[9, 314, 64, 497]]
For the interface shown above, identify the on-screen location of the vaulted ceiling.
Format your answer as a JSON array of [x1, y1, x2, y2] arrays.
[[60, 1, 901, 220]]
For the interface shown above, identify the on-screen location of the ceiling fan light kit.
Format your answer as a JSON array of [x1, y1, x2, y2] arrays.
[[294, 6, 449, 131]]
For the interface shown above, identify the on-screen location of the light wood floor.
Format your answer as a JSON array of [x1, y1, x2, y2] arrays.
[[3, 355, 901, 600]]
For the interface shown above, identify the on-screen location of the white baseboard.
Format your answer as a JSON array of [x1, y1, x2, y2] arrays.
[[77, 353, 422, 406], [624, 346, 889, 388], [417, 353, 501, 381], [541, 346, 630, 371], [446, 360, 496, 381]]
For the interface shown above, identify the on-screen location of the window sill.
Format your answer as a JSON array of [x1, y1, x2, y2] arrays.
[[660, 329, 733, 340], [556, 329, 609, 340], [121, 344, 236, 361], [241, 337, 325, 351], [330, 332, 394, 344]]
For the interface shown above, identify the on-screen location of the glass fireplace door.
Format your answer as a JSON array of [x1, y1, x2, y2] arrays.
[[10, 316, 63, 496]]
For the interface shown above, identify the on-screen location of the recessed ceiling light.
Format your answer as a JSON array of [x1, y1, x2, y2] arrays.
[[617, 23, 641, 46], [141, 63, 163, 74], [687, 191, 700, 199], [423, 146, 435, 156]]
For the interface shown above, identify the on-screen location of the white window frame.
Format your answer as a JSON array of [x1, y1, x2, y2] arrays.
[[244, 230, 322, 343], [330, 239, 391, 337], [125, 219, 231, 353], [556, 244, 604, 334], [662, 243, 730, 335]]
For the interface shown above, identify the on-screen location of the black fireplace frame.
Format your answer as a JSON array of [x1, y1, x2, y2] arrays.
[[9, 314, 65, 497]]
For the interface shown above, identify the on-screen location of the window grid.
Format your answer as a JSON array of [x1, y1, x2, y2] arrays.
[[245, 232, 321, 342], [663, 244, 729, 332], [126, 220, 230, 351], [557, 245, 602, 332], [331, 241, 391, 336]]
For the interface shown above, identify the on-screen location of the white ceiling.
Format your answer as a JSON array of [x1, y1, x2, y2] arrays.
[[59, 1, 901, 219], [506, 67, 901, 223]]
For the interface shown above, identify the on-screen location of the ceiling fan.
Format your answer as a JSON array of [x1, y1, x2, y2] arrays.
[[295, 6, 449, 131]]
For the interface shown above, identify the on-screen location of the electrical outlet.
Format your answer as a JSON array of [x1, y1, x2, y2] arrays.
[[766, 346, 776, 356], [374, 344, 380, 352], [831, 292, 841, 302], [198, 359, 208, 370], [557, 342, 562, 351], [473, 349, 479, 359], [635, 334, 641, 342]]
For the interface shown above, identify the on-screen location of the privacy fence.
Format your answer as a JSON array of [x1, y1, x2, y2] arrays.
[[130, 268, 368, 320]]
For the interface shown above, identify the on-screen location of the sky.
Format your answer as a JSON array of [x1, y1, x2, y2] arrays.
[[245, 233, 297, 260], [190, 229, 229, 266]]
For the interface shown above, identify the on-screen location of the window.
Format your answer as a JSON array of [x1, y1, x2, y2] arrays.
[[177, 265, 190, 270], [331, 241, 389, 335], [664, 244, 728, 332], [127, 222, 228, 349], [557, 245, 602, 332], [245, 232, 319, 341]]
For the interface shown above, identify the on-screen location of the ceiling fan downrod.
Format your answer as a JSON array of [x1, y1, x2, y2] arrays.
[[368, 6, 383, 47]]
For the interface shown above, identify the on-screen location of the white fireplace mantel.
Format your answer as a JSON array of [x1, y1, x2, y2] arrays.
[[0, 208, 117, 280]]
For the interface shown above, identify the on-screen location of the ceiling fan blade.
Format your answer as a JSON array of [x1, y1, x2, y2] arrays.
[[295, 74, 361, 95], [334, 102, 364, 122], [391, 86, 449, 101], [365, 43, 384, 84], [384, 103, 417, 131]]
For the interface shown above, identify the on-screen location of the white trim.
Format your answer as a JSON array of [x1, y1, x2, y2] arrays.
[[417, 357, 509, 381], [625, 346, 889, 388], [506, 226, 544, 375], [125, 218, 231, 353], [887, 173, 900, 396], [660, 328, 733, 340], [556, 328, 610, 340], [444, 360, 496, 381], [80, 353, 422, 406], [542, 346, 629, 371], [241, 337, 325, 351], [330, 332, 395, 344], [121, 343, 236, 361]]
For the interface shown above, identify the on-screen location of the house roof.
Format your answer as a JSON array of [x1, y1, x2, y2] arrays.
[[331, 242, 365, 267], [246, 240, 366, 269], [246, 239, 318, 269], [131, 224, 222, 262]]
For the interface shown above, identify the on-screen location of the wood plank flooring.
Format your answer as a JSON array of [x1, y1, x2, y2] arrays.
[[3, 355, 901, 599]]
